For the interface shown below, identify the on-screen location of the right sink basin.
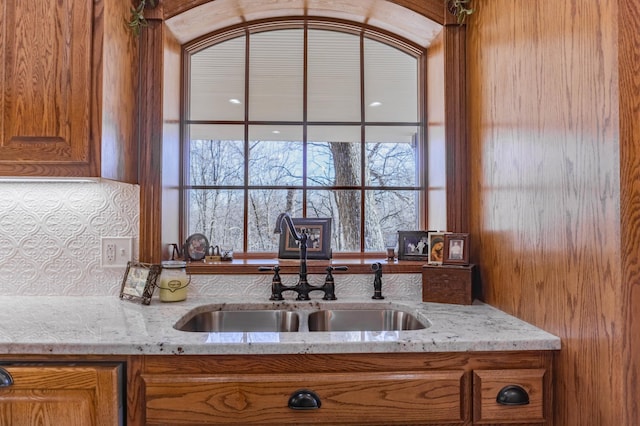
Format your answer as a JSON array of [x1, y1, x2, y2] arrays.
[[307, 309, 427, 332]]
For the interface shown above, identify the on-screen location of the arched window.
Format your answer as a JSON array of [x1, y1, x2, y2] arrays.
[[182, 20, 427, 253]]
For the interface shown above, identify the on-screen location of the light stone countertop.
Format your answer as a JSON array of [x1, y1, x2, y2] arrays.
[[0, 296, 560, 356]]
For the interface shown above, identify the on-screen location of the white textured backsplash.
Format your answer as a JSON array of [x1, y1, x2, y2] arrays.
[[0, 179, 422, 299], [0, 180, 139, 296], [187, 273, 422, 301]]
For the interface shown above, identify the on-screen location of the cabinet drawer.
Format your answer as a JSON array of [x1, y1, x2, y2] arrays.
[[473, 369, 546, 424], [143, 370, 467, 425]]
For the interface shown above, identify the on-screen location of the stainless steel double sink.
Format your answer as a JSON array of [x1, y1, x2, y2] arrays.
[[174, 305, 428, 333]]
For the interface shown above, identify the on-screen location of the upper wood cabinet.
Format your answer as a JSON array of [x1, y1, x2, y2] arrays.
[[0, 0, 139, 182]]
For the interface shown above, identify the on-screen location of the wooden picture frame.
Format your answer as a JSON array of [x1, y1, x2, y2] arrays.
[[119, 261, 161, 305], [278, 218, 332, 260], [443, 233, 470, 265], [397, 231, 430, 261], [427, 231, 449, 265]]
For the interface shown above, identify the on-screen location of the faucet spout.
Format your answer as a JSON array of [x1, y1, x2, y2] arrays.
[[265, 214, 346, 301], [273, 212, 310, 299], [274, 213, 297, 236], [274, 212, 308, 262]]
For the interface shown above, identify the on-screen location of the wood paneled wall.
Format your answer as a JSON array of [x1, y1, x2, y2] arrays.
[[466, 1, 637, 424]]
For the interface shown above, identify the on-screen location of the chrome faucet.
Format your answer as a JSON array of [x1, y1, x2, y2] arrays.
[[265, 213, 346, 300]]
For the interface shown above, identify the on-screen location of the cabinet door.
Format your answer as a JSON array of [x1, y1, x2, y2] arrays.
[[0, 364, 122, 426], [0, 0, 139, 181], [0, 0, 94, 176]]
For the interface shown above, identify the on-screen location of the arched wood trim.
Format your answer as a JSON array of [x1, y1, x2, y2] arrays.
[[160, 0, 448, 24]]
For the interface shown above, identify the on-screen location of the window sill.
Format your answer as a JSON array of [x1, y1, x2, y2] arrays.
[[185, 257, 429, 275]]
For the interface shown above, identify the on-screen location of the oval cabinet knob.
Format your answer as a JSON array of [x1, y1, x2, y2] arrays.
[[0, 368, 13, 387], [288, 389, 322, 410], [496, 384, 530, 406]]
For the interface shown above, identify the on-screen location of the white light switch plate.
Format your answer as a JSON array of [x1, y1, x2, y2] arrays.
[[101, 237, 134, 268]]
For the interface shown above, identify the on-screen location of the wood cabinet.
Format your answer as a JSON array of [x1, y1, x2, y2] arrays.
[[130, 351, 554, 425], [0, 362, 123, 426], [0, 0, 138, 181], [0, 351, 554, 425]]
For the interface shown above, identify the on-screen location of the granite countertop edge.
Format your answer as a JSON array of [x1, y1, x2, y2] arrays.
[[0, 296, 561, 356]]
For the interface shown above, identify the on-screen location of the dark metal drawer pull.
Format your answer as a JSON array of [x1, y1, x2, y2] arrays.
[[0, 368, 13, 387], [288, 389, 322, 410], [496, 385, 530, 405]]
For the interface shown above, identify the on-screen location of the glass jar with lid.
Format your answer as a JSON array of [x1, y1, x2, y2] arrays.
[[158, 260, 190, 302]]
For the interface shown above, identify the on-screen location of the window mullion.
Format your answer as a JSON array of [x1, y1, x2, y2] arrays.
[[243, 29, 250, 253], [302, 21, 309, 217], [359, 31, 366, 252]]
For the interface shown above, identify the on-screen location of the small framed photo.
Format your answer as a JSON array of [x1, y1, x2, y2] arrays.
[[427, 231, 449, 265], [397, 231, 430, 261], [119, 261, 161, 305], [278, 218, 332, 260], [443, 233, 470, 265], [185, 233, 209, 261]]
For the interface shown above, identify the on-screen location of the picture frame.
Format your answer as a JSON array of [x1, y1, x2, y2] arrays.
[[427, 231, 450, 265], [119, 261, 162, 305], [185, 233, 209, 261], [443, 233, 470, 265], [397, 231, 430, 261], [278, 218, 332, 260]]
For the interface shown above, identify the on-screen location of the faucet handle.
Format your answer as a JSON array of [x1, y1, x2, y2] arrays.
[[258, 265, 277, 271], [323, 265, 348, 283], [259, 266, 281, 280], [322, 266, 347, 301], [260, 266, 284, 301]]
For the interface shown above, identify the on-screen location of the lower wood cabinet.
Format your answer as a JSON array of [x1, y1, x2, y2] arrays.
[[130, 351, 555, 426], [0, 362, 123, 426], [0, 352, 554, 425]]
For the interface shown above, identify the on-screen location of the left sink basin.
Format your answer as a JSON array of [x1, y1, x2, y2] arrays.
[[175, 310, 300, 332]]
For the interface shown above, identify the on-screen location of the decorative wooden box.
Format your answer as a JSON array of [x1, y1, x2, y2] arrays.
[[422, 264, 477, 305]]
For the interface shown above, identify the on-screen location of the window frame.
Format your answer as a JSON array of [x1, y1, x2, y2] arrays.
[[136, 1, 470, 266], [179, 18, 429, 255]]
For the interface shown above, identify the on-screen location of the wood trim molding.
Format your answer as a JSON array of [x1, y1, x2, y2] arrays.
[[160, 0, 449, 24], [619, 0, 640, 424], [138, 18, 165, 263], [444, 24, 468, 233], [185, 258, 427, 275], [137, 0, 467, 262]]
